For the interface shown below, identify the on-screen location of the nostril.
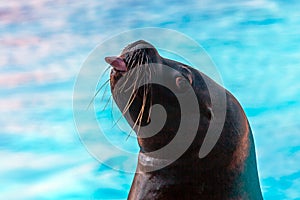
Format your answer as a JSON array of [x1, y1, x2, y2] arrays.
[[105, 56, 127, 72]]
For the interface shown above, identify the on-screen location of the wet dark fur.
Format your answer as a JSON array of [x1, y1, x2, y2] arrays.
[[108, 40, 263, 200]]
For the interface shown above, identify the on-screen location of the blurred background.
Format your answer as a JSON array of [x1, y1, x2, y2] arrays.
[[1, 0, 300, 199]]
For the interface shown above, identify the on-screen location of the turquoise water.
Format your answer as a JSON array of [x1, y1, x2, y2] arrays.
[[1, 1, 300, 199]]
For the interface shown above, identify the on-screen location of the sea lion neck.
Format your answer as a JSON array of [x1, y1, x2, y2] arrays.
[[131, 149, 259, 200]]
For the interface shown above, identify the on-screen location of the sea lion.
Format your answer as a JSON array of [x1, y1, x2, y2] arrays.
[[105, 40, 263, 200]]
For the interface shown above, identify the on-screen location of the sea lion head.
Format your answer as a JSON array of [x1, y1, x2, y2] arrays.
[[105, 40, 214, 156]]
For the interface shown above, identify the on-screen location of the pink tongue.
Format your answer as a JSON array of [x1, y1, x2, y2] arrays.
[[105, 56, 127, 72]]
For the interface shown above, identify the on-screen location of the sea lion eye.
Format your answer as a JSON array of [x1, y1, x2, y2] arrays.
[[180, 66, 193, 85], [175, 76, 189, 91]]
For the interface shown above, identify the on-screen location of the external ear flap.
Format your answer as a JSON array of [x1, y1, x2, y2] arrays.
[[105, 56, 127, 72], [205, 106, 214, 121]]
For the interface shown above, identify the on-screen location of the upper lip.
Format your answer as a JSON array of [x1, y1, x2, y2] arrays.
[[112, 68, 127, 73]]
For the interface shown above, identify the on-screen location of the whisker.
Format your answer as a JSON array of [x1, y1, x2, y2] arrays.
[[126, 64, 145, 137], [125, 132, 132, 140], [111, 96, 114, 121], [124, 67, 141, 100], [102, 94, 112, 111], [118, 50, 152, 140], [122, 90, 138, 115], [112, 111, 126, 128], [100, 81, 110, 102], [118, 53, 139, 92], [102, 65, 111, 77], [147, 66, 152, 123], [131, 102, 144, 136], [136, 82, 147, 136], [119, 67, 135, 92], [135, 64, 149, 136], [87, 79, 110, 110]]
